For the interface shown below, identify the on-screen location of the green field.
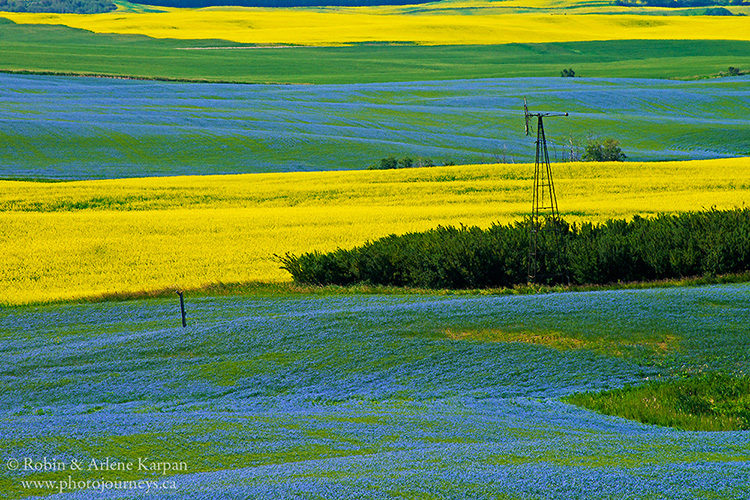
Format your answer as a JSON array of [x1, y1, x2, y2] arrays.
[[1, 18, 749, 83]]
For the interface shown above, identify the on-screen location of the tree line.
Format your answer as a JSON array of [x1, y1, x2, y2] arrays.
[[369, 138, 625, 168], [0, 0, 115, 13], [128, 0, 429, 6], [280, 208, 750, 288], [369, 157, 455, 170]]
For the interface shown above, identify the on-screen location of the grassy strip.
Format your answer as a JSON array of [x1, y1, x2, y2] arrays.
[[566, 373, 750, 431], [446, 327, 680, 358], [1, 19, 749, 82], [0, 68, 258, 84], [9, 271, 750, 307]]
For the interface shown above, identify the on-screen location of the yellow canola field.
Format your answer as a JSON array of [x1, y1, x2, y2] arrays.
[[2, 5, 749, 45], [1, 158, 749, 305]]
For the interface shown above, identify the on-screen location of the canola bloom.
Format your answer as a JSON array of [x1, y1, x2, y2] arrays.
[[1, 158, 749, 305], [2, 2, 749, 46]]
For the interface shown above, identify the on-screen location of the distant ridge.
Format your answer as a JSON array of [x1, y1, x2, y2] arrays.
[[132, 0, 433, 6], [0, 0, 115, 13]]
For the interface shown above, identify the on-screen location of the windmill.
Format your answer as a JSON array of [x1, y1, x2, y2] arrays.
[[523, 97, 569, 284]]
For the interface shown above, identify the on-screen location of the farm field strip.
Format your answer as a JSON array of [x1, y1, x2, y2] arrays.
[[3, 1, 750, 46], [1, 157, 748, 305], [2, 18, 748, 84], [1, 285, 748, 498], [2, 73, 748, 179]]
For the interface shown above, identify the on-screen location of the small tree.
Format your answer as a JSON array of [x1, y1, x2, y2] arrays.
[[379, 156, 398, 169], [415, 157, 435, 168], [728, 66, 741, 76], [398, 157, 413, 169], [561, 68, 575, 78], [582, 138, 626, 162]]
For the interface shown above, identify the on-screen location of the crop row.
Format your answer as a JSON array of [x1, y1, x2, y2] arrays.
[[1, 158, 748, 304], [1, 73, 749, 179], [3, 2, 750, 46]]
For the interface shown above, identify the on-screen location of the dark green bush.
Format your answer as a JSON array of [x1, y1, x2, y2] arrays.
[[279, 208, 750, 288], [369, 156, 443, 170], [397, 157, 413, 169], [582, 138, 626, 162]]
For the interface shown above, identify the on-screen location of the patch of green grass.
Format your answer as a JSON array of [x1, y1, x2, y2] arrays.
[[192, 350, 308, 386], [0, 19, 749, 82], [446, 327, 680, 358], [566, 373, 750, 431]]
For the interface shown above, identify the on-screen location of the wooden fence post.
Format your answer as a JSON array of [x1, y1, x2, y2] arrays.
[[177, 291, 187, 328]]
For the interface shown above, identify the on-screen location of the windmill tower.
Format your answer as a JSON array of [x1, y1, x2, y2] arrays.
[[523, 97, 569, 284]]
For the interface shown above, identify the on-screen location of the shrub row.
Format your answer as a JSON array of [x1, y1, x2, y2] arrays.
[[134, 0, 430, 7], [279, 208, 750, 288], [369, 156, 454, 170]]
